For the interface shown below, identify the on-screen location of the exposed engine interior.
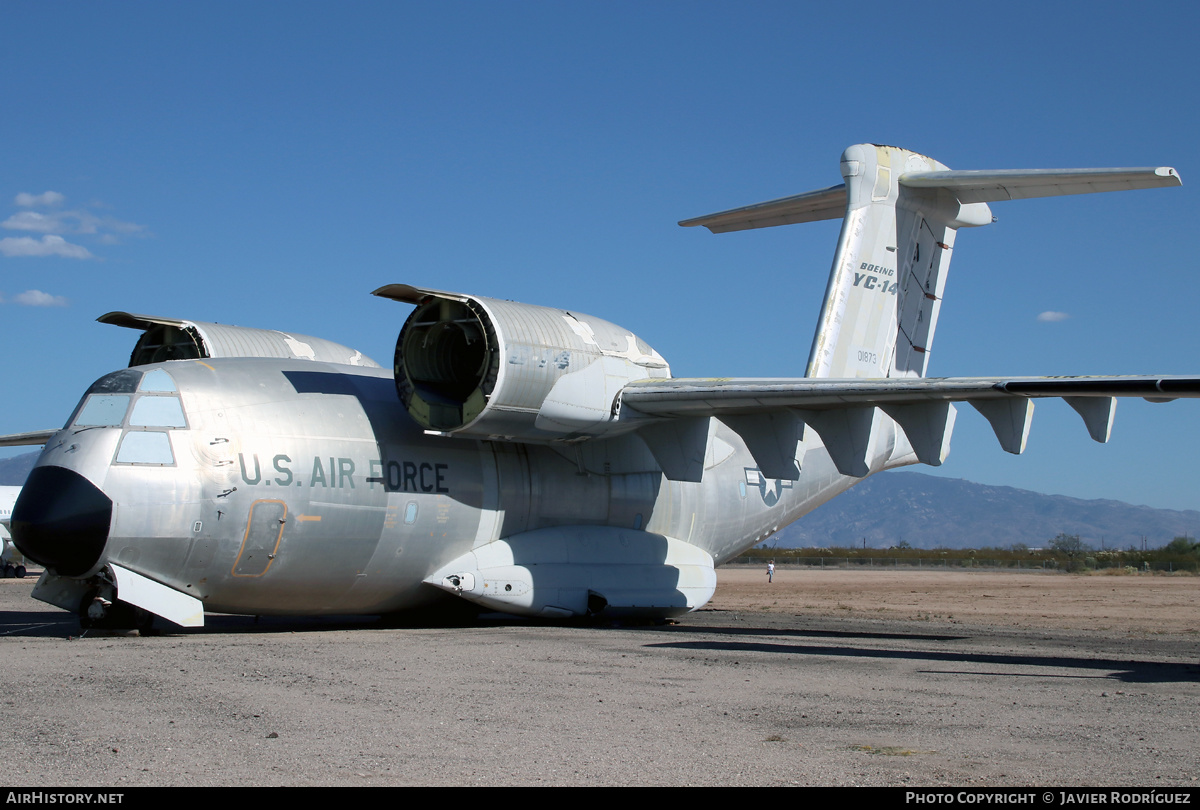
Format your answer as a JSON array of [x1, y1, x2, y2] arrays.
[[383, 285, 669, 442], [395, 296, 498, 431]]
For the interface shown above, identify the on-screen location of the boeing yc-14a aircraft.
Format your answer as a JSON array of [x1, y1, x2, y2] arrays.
[[3, 143, 1195, 630]]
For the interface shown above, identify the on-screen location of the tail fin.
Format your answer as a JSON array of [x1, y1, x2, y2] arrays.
[[806, 144, 984, 379], [680, 144, 1180, 380]]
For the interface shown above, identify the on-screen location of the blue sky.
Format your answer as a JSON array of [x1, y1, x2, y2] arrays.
[[2, 1, 1199, 515]]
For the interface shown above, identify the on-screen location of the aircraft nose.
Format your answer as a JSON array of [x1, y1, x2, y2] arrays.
[[12, 466, 113, 577]]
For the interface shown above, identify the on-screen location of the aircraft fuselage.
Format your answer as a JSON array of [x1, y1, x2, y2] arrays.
[[15, 357, 875, 620]]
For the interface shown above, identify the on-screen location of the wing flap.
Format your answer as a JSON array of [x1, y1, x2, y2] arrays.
[[621, 375, 1200, 475], [620, 375, 1200, 415]]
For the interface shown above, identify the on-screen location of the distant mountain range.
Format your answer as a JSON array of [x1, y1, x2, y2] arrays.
[[0, 452, 36, 487], [2, 450, 1192, 550], [769, 470, 1198, 550]]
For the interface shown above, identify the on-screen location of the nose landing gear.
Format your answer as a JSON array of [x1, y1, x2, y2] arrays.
[[79, 582, 154, 634]]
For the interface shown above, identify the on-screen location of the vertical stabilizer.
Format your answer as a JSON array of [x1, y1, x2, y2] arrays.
[[805, 144, 992, 379]]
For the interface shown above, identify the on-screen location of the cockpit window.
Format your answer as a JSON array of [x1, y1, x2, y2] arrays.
[[139, 368, 178, 392], [115, 432, 174, 465], [129, 396, 187, 428], [69, 368, 187, 466], [85, 368, 143, 395], [75, 395, 132, 427]]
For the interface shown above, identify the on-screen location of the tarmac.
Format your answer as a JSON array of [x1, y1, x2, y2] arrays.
[[1, 568, 1197, 787]]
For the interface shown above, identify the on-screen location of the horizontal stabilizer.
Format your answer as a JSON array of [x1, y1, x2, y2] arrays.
[[679, 168, 1180, 234], [678, 184, 847, 233], [898, 167, 1181, 203]]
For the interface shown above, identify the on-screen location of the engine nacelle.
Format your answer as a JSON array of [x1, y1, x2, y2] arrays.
[[373, 284, 670, 442], [99, 312, 380, 368]]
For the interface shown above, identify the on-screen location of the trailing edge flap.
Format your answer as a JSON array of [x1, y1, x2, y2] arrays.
[[621, 375, 1200, 414], [620, 375, 1200, 460], [678, 167, 1179, 233]]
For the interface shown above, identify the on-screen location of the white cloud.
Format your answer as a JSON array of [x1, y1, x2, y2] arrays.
[[2, 211, 60, 232], [1, 193, 145, 257], [15, 191, 65, 207], [1037, 311, 1070, 323], [1, 209, 120, 235], [14, 289, 68, 307], [0, 235, 94, 259]]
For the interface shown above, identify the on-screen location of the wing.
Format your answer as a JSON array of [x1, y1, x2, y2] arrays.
[[620, 375, 1200, 481], [0, 430, 57, 448]]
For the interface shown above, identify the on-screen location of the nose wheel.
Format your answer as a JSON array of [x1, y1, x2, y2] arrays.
[[78, 588, 155, 634]]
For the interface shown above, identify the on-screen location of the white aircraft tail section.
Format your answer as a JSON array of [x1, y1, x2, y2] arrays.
[[680, 144, 1181, 381], [806, 144, 984, 379]]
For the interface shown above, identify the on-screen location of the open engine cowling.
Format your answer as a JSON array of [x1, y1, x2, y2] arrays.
[[373, 284, 670, 442]]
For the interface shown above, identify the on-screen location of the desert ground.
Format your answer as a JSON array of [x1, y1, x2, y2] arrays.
[[1, 566, 1196, 787], [712, 565, 1200, 634]]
